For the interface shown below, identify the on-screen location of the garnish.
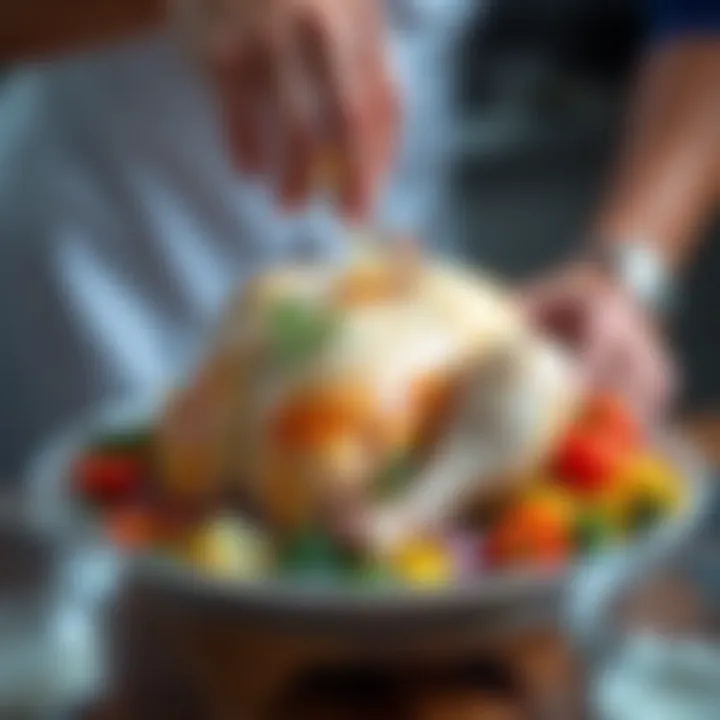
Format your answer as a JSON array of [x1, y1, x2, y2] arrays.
[[374, 452, 416, 499], [278, 527, 354, 581], [87, 426, 154, 455], [574, 510, 610, 554], [267, 298, 340, 368]]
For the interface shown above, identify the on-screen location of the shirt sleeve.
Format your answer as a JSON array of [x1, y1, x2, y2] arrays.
[[647, 0, 720, 39]]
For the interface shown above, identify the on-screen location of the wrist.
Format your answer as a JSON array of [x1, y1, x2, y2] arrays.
[[580, 239, 677, 318]]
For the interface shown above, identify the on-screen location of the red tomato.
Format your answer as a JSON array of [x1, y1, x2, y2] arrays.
[[579, 393, 642, 449], [74, 454, 144, 505], [485, 494, 573, 569], [105, 506, 157, 551], [551, 430, 626, 496]]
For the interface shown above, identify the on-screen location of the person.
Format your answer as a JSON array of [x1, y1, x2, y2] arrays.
[[526, 15, 720, 421], [0, 0, 718, 477]]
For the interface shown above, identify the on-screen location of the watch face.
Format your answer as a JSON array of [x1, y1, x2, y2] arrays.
[[591, 242, 673, 317], [617, 244, 674, 316]]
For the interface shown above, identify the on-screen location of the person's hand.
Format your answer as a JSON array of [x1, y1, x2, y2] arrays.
[[176, 0, 399, 219], [522, 263, 677, 423]]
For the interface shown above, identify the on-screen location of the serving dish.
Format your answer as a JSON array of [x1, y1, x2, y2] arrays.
[[24, 392, 711, 640]]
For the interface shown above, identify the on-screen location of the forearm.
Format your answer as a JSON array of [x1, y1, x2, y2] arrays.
[[594, 39, 720, 272], [0, 0, 166, 63]]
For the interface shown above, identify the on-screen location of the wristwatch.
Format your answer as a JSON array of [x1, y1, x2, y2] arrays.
[[588, 241, 676, 318]]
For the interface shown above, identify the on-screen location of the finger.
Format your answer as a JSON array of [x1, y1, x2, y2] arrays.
[[606, 295, 676, 421], [351, 0, 399, 192], [629, 333, 678, 422], [346, 65, 384, 216], [596, 312, 665, 423], [577, 302, 620, 390], [299, 4, 371, 219], [277, 92, 317, 209], [604, 350, 650, 421], [366, 55, 400, 194], [210, 32, 272, 174], [274, 14, 318, 209]]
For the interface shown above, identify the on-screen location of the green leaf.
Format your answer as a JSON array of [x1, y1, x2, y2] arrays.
[[267, 298, 340, 368], [351, 562, 397, 590], [88, 426, 154, 455], [375, 452, 416, 499], [277, 528, 351, 581], [574, 511, 609, 555]]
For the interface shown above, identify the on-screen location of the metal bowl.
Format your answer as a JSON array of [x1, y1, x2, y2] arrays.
[[24, 394, 712, 643]]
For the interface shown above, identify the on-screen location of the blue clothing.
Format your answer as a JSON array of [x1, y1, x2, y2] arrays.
[[649, 0, 720, 37]]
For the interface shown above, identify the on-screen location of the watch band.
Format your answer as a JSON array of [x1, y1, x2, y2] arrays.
[[588, 241, 676, 318]]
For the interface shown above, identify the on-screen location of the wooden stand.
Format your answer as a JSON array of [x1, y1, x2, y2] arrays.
[[105, 581, 582, 719]]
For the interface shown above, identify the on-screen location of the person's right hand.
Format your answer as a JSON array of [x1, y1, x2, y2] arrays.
[[176, 0, 399, 219], [522, 263, 677, 424]]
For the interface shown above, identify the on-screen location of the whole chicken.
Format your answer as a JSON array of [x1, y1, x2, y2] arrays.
[[157, 249, 580, 553]]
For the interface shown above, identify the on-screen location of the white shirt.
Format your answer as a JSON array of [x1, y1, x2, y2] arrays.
[[0, 2, 476, 476]]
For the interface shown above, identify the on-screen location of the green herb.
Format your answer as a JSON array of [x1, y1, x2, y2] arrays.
[[267, 298, 340, 368], [88, 426, 154, 455], [277, 528, 353, 582], [351, 562, 397, 590], [574, 511, 609, 555], [375, 452, 416, 499]]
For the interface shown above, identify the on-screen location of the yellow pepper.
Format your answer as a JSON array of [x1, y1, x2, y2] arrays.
[[391, 537, 453, 588], [600, 452, 685, 536], [182, 518, 269, 580]]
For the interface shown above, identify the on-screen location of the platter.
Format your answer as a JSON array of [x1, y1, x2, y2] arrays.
[[24, 393, 711, 639]]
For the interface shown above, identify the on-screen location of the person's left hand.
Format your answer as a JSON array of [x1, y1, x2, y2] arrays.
[[521, 263, 677, 423]]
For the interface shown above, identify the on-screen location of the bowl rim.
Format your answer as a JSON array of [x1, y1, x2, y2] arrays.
[[22, 393, 713, 623]]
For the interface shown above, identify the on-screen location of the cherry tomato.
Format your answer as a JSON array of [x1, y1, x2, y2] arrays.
[[486, 491, 574, 569], [578, 393, 642, 449], [74, 454, 144, 505], [550, 430, 626, 496]]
